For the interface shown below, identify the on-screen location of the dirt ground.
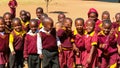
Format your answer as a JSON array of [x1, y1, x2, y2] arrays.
[[0, 0, 120, 68], [0, 0, 120, 29]]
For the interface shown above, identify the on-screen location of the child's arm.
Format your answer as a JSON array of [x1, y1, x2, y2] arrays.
[[117, 44, 120, 55], [9, 33, 15, 55], [73, 43, 79, 55], [56, 36, 63, 52], [23, 35, 28, 60], [37, 33, 43, 59]]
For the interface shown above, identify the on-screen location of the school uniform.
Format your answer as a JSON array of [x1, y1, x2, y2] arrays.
[[57, 28, 74, 68], [24, 30, 40, 68], [8, 0, 17, 18], [73, 30, 85, 66], [98, 31, 118, 68], [117, 25, 120, 46], [36, 18, 43, 29], [37, 27, 59, 68], [21, 20, 30, 33], [0, 32, 9, 68], [82, 31, 98, 68], [9, 30, 25, 68]]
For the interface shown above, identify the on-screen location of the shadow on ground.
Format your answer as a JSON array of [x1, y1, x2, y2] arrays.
[[84, 0, 120, 3], [49, 11, 68, 14]]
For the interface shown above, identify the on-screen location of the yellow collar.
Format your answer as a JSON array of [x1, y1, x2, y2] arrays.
[[13, 30, 25, 36], [21, 20, 29, 26], [73, 29, 85, 35], [73, 29, 78, 35], [85, 31, 95, 36], [98, 31, 106, 36]]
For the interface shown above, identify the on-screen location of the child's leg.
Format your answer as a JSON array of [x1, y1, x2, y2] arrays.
[[0, 64, 5, 68], [9, 53, 15, 68], [42, 49, 52, 68], [59, 51, 67, 68], [67, 50, 74, 68], [16, 51, 23, 68], [28, 54, 40, 68], [51, 51, 59, 68]]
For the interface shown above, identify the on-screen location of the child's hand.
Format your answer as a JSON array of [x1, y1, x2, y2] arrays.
[[101, 44, 106, 49], [39, 54, 44, 59], [58, 45, 63, 53], [76, 52, 79, 56], [117, 44, 120, 55], [73, 44, 79, 52], [11, 51, 16, 55], [25, 58, 28, 61]]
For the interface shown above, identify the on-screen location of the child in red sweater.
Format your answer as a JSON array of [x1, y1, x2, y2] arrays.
[[0, 17, 9, 68], [24, 19, 40, 68]]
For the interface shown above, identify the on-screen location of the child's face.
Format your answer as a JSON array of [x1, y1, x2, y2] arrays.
[[36, 9, 43, 19], [13, 20, 22, 32], [75, 20, 84, 33], [26, 12, 31, 21], [4, 14, 12, 26], [55, 23, 62, 31], [102, 14, 110, 20], [88, 13, 97, 20], [44, 21, 53, 31], [102, 23, 111, 35], [86, 21, 94, 33], [58, 14, 65, 22], [0, 20, 5, 32], [20, 11, 27, 22], [63, 20, 72, 30], [30, 22, 38, 33], [115, 14, 120, 22]]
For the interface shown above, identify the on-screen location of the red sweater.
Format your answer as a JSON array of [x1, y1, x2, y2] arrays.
[[0, 33, 9, 52], [24, 34, 37, 58], [57, 29, 73, 48], [11, 31, 25, 51], [40, 31, 58, 51]]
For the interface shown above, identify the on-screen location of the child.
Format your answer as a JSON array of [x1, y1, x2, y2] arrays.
[[0, 17, 9, 68], [101, 11, 110, 21], [24, 19, 40, 68], [73, 18, 85, 68], [114, 13, 120, 67], [55, 22, 63, 32], [98, 20, 118, 68], [58, 13, 66, 23], [57, 17, 75, 68], [37, 17, 59, 68], [87, 8, 101, 33], [112, 13, 120, 31], [38, 13, 48, 29], [8, 0, 17, 18], [26, 11, 31, 22], [83, 19, 98, 68], [9, 18, 26, 68], [20, 10, 30, 32], [3, 12, 13, 33], [36, 7, 44, 20]]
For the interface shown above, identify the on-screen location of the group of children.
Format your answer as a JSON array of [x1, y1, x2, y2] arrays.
[[0, 1, 120, 68]]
